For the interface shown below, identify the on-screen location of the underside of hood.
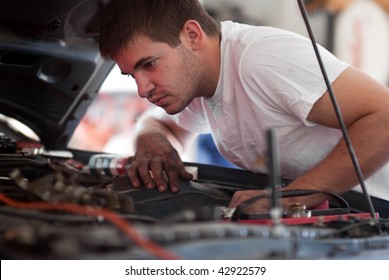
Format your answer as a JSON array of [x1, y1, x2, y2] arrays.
[[0, 0, 114, 149]]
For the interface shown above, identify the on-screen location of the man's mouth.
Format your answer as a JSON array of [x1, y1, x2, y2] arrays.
[[149, 96, 165, 106]]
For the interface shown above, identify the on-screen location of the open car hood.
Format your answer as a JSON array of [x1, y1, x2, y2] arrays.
[[0, 0, 113, 149]]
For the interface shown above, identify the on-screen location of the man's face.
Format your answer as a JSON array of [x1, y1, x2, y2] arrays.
[[114, 35, 204, 115]]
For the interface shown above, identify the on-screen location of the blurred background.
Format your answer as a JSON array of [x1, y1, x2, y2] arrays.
[[68, 0, 389, 166]]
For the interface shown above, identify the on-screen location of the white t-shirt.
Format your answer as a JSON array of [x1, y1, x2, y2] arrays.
[[159, 21, 389, 199]]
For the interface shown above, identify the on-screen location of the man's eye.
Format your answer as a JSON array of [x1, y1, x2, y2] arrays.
[[144, 60, 156, 69]]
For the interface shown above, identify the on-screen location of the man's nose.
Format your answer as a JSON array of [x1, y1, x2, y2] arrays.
[[135, 75, 154, 98]]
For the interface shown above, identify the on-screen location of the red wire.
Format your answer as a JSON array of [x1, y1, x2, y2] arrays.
[[0, 193, 181, 260]]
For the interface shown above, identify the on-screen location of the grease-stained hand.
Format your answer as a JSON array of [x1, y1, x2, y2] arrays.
[[126, 135, 193, 193]]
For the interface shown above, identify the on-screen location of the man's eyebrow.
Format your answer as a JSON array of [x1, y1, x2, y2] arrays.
[[134, 57, 153, 70], [120, 56, 154, 76]]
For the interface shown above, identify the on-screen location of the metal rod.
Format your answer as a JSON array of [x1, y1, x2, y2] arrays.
[[296, 0, 378, 221]]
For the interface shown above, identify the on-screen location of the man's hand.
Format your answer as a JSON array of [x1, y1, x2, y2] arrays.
[[127, 133, 193, 193], [229, 188, 328, 214], [229, 190, 269, 213]]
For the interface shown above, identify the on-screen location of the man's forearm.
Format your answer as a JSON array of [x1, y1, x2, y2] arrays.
[[285, 110, 389, 208], [134, 114, 186, 154]]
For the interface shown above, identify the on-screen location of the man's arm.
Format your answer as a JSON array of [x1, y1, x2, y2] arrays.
[[230, 66, 389, 212], [127, 109, 197, 193]]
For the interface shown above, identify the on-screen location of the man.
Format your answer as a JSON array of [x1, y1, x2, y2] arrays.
[[99, 0, 389, 213]]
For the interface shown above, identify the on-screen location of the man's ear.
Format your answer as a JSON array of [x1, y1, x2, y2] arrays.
[[180, 20, 203, 50]]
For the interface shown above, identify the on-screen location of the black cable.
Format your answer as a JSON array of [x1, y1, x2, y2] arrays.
[[230, 193, 267, 222], [297, 0, 378, 221]]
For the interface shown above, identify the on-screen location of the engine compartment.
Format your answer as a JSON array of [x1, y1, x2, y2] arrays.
[[1, 138, 389, 260]]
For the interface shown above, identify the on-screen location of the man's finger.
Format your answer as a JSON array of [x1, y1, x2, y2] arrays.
[[127, 164, 141, 188], [150, 157, 167, 192], [137, 158, 155, 189]]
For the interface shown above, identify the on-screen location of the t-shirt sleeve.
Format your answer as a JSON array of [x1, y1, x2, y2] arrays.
[[240, 32, 350, 126]]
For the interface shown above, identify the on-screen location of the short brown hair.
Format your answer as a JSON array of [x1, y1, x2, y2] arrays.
[[99, 0, 220, 60]]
